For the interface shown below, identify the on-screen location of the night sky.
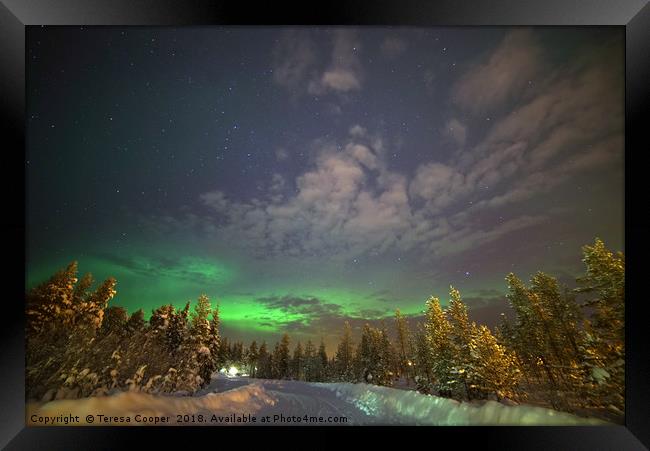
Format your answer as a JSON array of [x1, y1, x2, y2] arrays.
[[26, 26, 624, 350]]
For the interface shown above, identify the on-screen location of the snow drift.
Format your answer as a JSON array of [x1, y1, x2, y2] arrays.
[[27, 378, 606, 426]]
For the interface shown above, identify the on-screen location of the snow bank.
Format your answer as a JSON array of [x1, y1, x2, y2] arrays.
[[27, 383, 277, 425], [315, 382, 606, 425], [27, 378, 607, 426]]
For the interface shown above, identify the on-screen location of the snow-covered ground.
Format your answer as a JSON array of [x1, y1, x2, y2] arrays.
[[27, 376, 607, 426]]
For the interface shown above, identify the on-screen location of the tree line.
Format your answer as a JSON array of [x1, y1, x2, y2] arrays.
[[25, 239, 623, 422]]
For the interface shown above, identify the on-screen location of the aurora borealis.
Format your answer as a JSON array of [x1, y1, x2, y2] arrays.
[[26, 26, 624, 351]]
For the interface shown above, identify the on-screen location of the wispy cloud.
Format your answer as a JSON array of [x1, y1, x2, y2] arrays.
[[272, 29, 364, 98], [452, 29, 542, 115]]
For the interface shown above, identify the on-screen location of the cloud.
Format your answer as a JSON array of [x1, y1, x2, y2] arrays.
[[271, 30, 317, 94], [319, 70, 361, 92], [409, 162, 467, 212], [349, 124, 366, 138], [148, 32, 622, 266], [444, 118, 467, 147], [93, 252, 231, 285], [257, 295, 343, 317], [452, 29, 541, 115], [254, 293, 399, 344], [428, 214, 549, 257], [198, 133, 416, 260], [380, 36, 408, 59], [454, 44, 624, 213], [308, 30, 363, 95], [271, 29, 364, 99], [275, 147, 289, 161]]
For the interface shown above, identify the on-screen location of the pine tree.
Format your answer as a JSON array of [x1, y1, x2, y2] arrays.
[[207, 305, 220, 371], [247, 341, 258, 377], [576, 238, 625, 414], [166, 302, 189, 354], [504, 273, 558, 401], [276, 334, 291, 379], [191, 294, 212, 345], [469, 325, 522, 401], [422, 295, 455, 396], [356, 324, 374, 383], [80, 277, 117, 331], [100, 306, 128, 337], [189, 294, 216, 386], [231, 341, 244, 365], [270, 341, 281, 378], [413, 323, 433, 393], [217, 336, 230, 370], [73, 273, 94, 304], [318, 339, 329, 381], [446, 286, 476, 400], [303, 340, 316, 381], [291, 342, 304, 380], [503, 272, 585, 409], [26, 261, 79, 335], [333, 322, 355, 382], [125, 309, 145, 333], [394, 309, 413, 381], [257, 341, 271, 379], [377, 324, 396, 386]]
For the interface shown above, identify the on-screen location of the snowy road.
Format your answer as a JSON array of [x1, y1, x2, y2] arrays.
[[27, 376, 607, 426], [196, 377, 377, 425]]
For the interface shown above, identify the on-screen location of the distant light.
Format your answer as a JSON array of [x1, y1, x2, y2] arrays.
[[228, 366, 238, 376]]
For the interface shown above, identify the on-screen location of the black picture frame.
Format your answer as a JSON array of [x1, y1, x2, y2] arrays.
[[2, 0, 648, 448]]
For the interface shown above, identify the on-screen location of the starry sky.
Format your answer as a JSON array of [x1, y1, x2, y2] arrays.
[[26, 26, 624, 350]]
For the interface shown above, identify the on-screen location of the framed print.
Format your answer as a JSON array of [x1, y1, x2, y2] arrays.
[[2, 0, 649, 448]]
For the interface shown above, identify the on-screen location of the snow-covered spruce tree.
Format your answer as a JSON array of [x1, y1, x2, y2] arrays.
[[125, 308, 145, 333], [378, 324, 397, 386], [501, 270, 588, 410], [317, 339, 329, 381], [189, 294, 217, 388], [422, 296, 456, 397], [575, 238, 625, 415], [333, 322, 355, 382], [216, 336, 230, 371], [231, 341, 244, 367], [26, 261, 80, 337], [247, 341, 259, 377], [167, 302, 190, 353], [99, 306, 128, 338], [502, 273, 562, 407], [303, 340, 316, 381], [208, 306, 221, 372], [529, 272, 585, 405], [355, 324, 374, 383], [291, 342, 304, 380], [468, 324, 522, 401], [256, 341, 271, 378], [446, 286, 478, 400], [394, 309, 414, 381], [141, 304, 190, 393], [354, 323, 396, 386], [25, 262, 118, 401], [270, 341, 281, 378], [79, 277, 118, 331], [413, 323, 433, 393], [275, 334, 291, 379]]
